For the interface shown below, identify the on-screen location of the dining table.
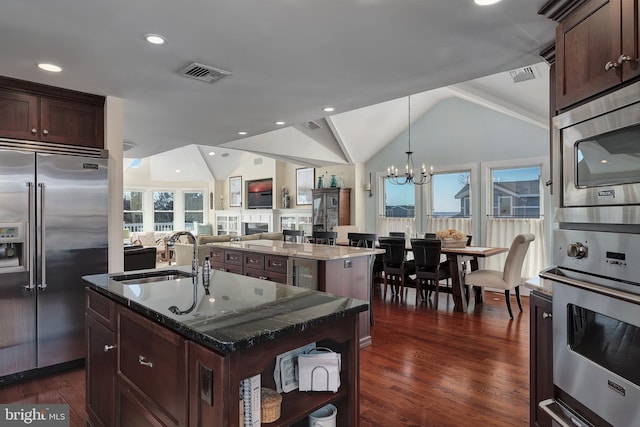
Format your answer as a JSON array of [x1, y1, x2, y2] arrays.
[[441, 245, 509, 312]]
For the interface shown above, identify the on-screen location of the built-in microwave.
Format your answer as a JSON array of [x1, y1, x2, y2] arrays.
[[553, 81, 640, 212]]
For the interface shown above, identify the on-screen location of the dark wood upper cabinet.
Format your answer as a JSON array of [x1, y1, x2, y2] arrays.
[[0, 76, 104, 148], [0, 88, 39, 141], [555, 0, 640, 110]]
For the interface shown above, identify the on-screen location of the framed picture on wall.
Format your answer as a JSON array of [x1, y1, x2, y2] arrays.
[[229, 176, 242, 207], [296, 167, 314, 205]]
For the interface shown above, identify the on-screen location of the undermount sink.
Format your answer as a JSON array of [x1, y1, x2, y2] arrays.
[[111, 269, 195, 285]]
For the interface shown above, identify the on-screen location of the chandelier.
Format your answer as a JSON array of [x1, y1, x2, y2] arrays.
[[386, 95, 433, 185]]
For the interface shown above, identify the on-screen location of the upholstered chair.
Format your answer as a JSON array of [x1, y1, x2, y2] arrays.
[[464, 233, 535, 318]]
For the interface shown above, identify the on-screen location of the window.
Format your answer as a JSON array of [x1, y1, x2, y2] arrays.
[[184, 192, 204, 231], [153, 191, 174, 231], [123, 191, 143, 232], [431, 171, 471, 218], [384, 178, 415, 218], [491, 166, 541, 218]]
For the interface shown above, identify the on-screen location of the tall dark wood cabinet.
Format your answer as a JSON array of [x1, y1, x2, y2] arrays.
[[529, 291, 553, 427], [85, 289, 117, 427], [551, 0, 640, 110], [0, 76, 104, 148], [311, 188, 351, 232]]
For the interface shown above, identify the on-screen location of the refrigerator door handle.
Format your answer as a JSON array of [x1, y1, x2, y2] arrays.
[[37, 182, 47, 291], [25, 182, 36, 291]]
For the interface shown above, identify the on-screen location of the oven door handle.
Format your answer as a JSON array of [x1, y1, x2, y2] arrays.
[[539, 399, 594, 427]]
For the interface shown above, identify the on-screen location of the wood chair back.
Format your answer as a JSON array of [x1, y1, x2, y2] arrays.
[[283, 229, 305, 242], [312, 231, 337, 245]]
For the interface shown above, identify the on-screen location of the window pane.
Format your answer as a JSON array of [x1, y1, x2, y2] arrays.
[[123, 191, 143, 231], [491, 166, 541, 218], [185, 212, 203, 223], [432, 172, 471, 218], [384, 178, 415, 218], [153, 191, 174, 231], [185, 192, 204, 210], [153, 192, 174, 210]]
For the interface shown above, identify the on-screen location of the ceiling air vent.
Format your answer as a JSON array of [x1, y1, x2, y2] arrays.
[[302, 120, 322, 130], [509, 66, 536, 83], [179, 62, 231, 83]]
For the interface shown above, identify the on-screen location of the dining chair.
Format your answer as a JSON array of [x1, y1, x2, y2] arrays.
[[389, 232, 405, 238], [283, 229, 305, 242], [379, 237, 415, 303], [311, 231, 337, 245], [464, 233, 535, 319], [410, 238, 451, 308], [348, 232, 378, 326]]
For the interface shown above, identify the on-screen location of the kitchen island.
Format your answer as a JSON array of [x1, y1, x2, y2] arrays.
[[83, 267, 367, 427], [206, 239, 384, 347]]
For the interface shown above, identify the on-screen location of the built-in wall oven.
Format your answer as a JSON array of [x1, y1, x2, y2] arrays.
[[540, 229, 640, 427], [543, 82, 640, 426]]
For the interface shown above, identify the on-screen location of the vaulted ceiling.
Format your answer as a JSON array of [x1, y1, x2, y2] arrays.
[[1, 0, 555, 177]]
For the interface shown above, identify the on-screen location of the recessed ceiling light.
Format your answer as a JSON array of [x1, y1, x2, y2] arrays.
[[144, 34, 166, 45], [208, 151, 215, 156], [322, 106, 335, 112], [474, 0, 502, 5], [175, 169, 181, 173], [238, 131, 248, 136], [37, 63, 62, 73], [275, 121, 286, 126], [601, 159, 608, 164]]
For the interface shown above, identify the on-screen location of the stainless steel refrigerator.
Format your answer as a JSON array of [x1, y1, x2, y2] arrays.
[[0, 141, 108, 379]]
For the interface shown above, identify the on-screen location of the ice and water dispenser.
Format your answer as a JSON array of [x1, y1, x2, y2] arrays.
[[0, 223, 26, 273]]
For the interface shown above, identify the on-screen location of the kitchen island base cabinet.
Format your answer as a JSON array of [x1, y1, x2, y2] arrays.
[[85, 288, 361, 427]]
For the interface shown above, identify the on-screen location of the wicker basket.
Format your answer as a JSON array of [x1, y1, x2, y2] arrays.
[[260, 387, 282, 423], [440, 238, 467, 248]]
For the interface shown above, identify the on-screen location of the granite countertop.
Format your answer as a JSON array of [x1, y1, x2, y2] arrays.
[[206, 239, 385, 260], [524, 274, 552, 297], [83, 266, 368, 354]]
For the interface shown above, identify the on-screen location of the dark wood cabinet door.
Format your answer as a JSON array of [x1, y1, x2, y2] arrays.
[[556, 0, 622, 110], [621, 0, 640, 80], [0, 89, 39, 140], [85, 314, 116, 427], [40, 96, 104, 148], [530, 292, 553, 427]]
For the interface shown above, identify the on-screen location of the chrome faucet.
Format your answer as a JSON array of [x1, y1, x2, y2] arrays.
[[168, 231, 198, 276]]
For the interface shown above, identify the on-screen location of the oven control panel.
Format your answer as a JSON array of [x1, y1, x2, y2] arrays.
[[554, 229, 638, 285]]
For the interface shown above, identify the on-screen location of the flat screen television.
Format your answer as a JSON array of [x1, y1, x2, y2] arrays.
[[247, 178, 273, 209]]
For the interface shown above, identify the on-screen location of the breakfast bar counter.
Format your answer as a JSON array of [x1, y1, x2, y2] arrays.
[[206, 239, 384, 347]]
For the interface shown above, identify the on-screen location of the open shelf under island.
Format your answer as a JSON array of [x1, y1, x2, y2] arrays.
[[83, 266, 368, 427]]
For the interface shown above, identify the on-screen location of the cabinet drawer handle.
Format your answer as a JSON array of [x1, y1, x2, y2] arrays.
[[618, 54, 632, 64], [543, 312, 552, 319], [249, 259, 259, 263], [104, 345, 116, 352], [229, 256, 238, 261], [605, 60, 619, 71], [138, 355, 153, 368], [259, 276, 268, 280], [271, 262, 283, 267], [219, 267, 226, 271], [42, 129, 49, 136], [31, 128, 37, 134]]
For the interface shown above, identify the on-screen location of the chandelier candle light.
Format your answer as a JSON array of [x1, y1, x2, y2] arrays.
[[386, 95, 433, 186]]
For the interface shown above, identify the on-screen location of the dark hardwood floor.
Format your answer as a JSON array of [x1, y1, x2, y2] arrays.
[[0, 289, 530, 427]]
